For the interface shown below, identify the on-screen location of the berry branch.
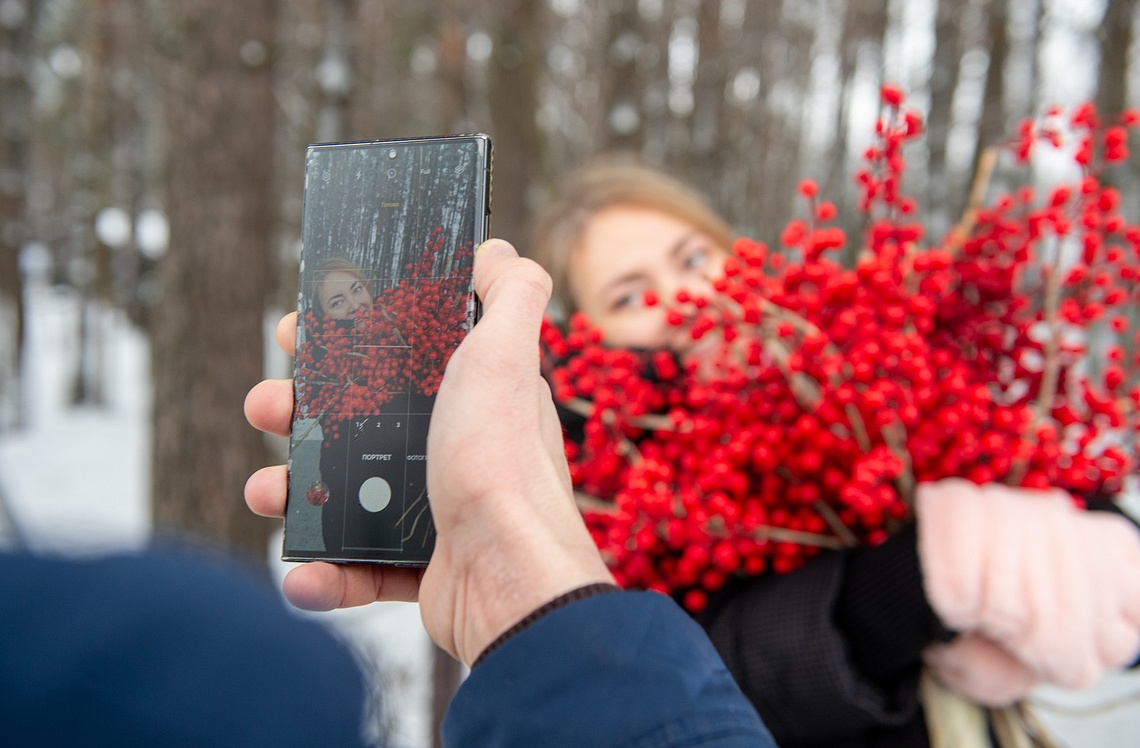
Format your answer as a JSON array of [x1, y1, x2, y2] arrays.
[[543, 86, 1140, 611]]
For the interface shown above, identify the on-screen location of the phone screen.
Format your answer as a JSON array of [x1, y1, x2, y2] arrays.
[[284, 135, 492, 564]]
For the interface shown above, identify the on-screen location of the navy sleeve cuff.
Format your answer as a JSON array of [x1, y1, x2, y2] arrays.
[[444, 590, 774, 748], [472, 582, 620, 667]]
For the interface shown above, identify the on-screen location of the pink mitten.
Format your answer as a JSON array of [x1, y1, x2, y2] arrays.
[[917, 479, 1140, 689], [923, 634, 1038, 706]]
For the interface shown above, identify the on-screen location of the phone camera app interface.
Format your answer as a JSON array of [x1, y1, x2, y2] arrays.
[[286, 137, 486, 563]]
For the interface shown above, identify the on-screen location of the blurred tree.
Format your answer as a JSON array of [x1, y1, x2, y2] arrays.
[[977, 0, 1011, 160], [1096, 0, 1135, 118], [927, 0, 966, 225], [824, 0, 890, 257], [66, 0, 113, 407], [1096, 0, 1138, 202], [748, 1, 816, 242], [28, 0, 115, 407], [485, 0, 547, 245], [1095, 0, 1139, 368], [267, 0, 324, 316], [684, 0, 732, 217], [598, 0, 646, 153], [149, 0, 275, 562], [0, 0, 38, 431]]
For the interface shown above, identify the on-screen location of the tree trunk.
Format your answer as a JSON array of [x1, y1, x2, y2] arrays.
[[1096, 0, 1135, 118], [486, 0, 547, 246], [972, 0, 1010, 180], [926, 0, 965, 231], [598, 0, 646, 154], [1097, 0, 1138, 206], [0, 0, 36, 431], [68, 0, 115, 408], [150, 0, 276, 564], [689, 0, 727, 183], [826, 0, 890, 258]]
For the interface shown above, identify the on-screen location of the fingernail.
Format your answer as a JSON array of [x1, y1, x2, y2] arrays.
[[477, 238, 516, 257]]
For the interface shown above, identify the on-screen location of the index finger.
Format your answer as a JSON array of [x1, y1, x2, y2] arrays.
[[244, 378, 293, 438], [276, 311, 297, 356]]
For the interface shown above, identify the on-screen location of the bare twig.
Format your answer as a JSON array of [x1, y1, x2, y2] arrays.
[[759, 336, 824, 410], [560, 396, 678, 432], [944, 146, 1000, 257], [813, 500, 861, 547], [575, 491, 618, 515], [1007, 240, 1064, 487], [880, 420, 917, 510], [844, 404, 873, 452], [987, 702, 1062, 748], [747, 524, 848, 550]]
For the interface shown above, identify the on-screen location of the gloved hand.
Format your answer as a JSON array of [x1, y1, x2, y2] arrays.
[[923, 633, 1038, 706], [917, 479, 1140, 690]]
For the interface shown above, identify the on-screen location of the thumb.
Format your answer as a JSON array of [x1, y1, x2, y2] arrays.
[[469, 239, 553, 366]]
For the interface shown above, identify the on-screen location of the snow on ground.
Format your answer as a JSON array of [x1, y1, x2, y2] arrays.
[[2, 278, 1139, 747]]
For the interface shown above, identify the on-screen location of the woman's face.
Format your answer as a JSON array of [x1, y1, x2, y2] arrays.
[[567, 205, 728, 355], [318, 270, 373, 320]]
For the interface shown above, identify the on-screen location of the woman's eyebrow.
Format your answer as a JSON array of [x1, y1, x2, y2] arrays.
[[597, 232, 700, 299], [667, 232, 699, 262], [599, 269, 645, 296]]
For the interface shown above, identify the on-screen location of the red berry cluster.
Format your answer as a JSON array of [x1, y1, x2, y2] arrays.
[[295, 230, 475, 438], [542, 85, 1140, 613]]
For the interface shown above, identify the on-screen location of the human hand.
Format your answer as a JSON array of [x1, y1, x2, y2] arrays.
[[244, 239, 613, 666], [917, 479, 1140, 689], [923, 634, 1038, 707]]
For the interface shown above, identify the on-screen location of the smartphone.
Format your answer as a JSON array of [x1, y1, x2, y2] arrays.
[[283, 134, 492, 564]]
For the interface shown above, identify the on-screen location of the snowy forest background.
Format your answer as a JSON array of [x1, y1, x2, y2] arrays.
[[1, 0, 1140, 746]]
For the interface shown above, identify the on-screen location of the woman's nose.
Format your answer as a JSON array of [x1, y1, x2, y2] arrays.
[[659, 274, 711, 307]]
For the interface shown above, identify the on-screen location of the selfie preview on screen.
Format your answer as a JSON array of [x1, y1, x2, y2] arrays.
[[285, 136, 491, 564]]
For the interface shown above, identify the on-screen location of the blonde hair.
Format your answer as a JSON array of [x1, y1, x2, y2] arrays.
[[531, 154, 734, 321], [306, 256, 374, 316]]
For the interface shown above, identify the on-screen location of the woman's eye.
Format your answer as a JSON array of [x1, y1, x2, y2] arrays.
[[611, 291, 644, 311], [683, 247, 709, 270]]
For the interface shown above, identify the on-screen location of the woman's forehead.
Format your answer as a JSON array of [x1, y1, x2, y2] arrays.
[[579, 206, 695, 256], [319, 270, 361, 286], [575, 207, 703, 275]]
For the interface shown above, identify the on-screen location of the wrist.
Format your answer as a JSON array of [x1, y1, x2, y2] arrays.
[[439, 521, 615, 666], [472, 582, 621, 666]]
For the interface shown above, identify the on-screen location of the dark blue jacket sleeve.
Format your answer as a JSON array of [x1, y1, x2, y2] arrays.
[[0, 549, 369, 748], [442, 590, 775, 748]]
